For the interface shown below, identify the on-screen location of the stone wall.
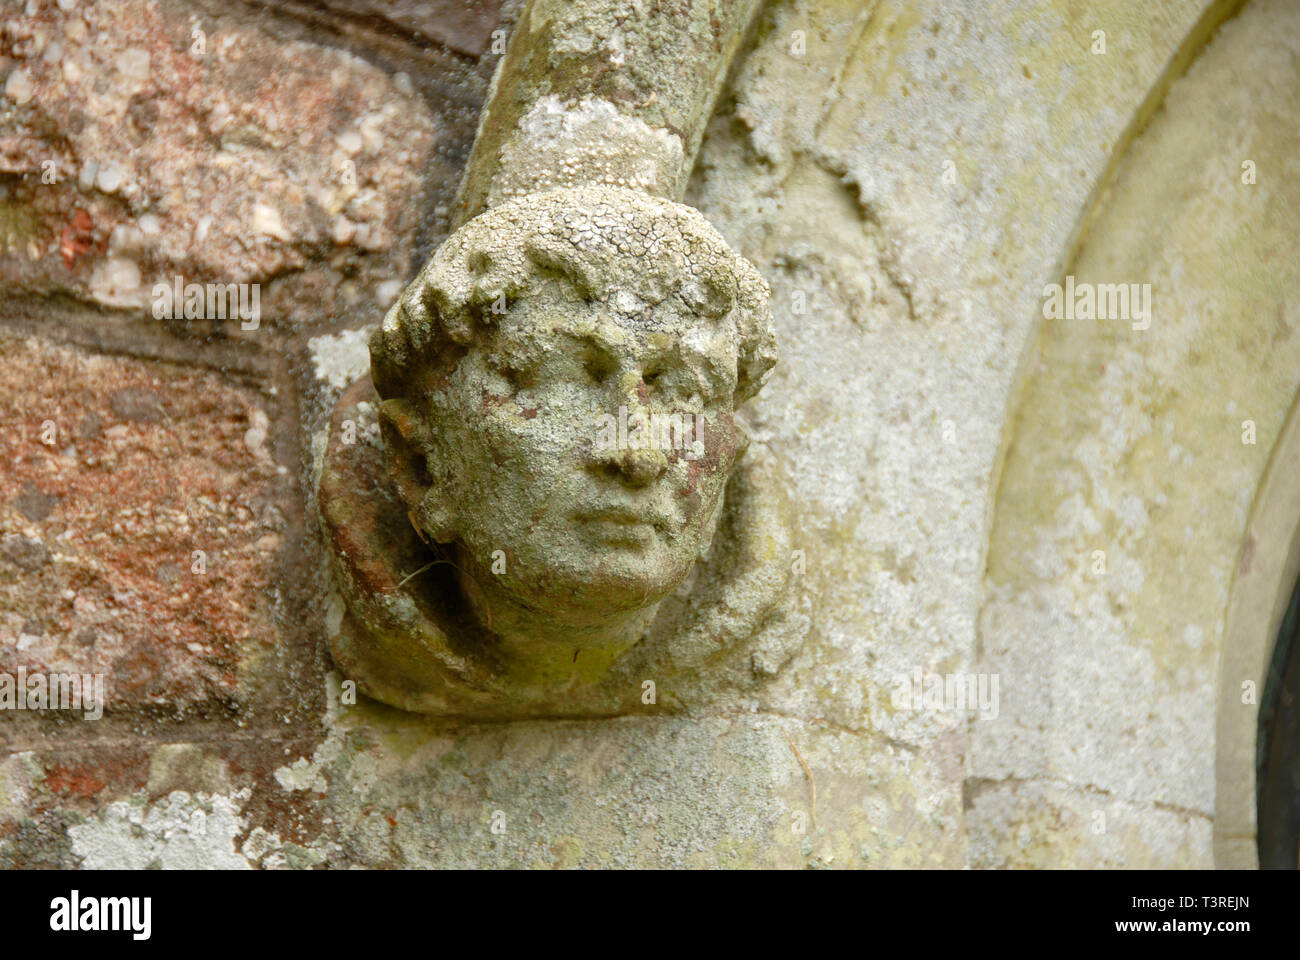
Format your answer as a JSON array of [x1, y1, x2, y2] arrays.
[[0, 0, 1295, 868]]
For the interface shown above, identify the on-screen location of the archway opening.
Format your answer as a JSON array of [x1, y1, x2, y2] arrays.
[[1258, 570, 1300, 868]]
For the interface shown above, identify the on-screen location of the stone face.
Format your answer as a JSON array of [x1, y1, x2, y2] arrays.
[[0, 335, 292, 713], [323, 185, 803, 716]]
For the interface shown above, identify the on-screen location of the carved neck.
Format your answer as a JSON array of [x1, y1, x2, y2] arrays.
[[453, 0, 763, 225]]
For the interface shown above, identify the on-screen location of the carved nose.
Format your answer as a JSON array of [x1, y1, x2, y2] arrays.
[[595, 443, 668, 488], [619, 447, 668, 486], [588, 372, 670, 487]]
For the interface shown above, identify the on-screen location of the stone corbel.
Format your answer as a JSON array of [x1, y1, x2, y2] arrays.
[[318, 0, 805, 717]]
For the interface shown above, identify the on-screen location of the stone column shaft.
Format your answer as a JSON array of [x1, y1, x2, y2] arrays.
[[453, 0, 763, 225]]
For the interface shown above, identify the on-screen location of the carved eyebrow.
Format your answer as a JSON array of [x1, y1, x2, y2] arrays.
[[486, 327, 548, 374], [551, 328, 737, 397], [558, 326, 626, 357]]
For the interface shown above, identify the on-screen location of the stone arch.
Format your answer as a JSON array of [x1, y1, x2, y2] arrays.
[[1215, 394, 1300, 867], [969, 0, 1300, 867]]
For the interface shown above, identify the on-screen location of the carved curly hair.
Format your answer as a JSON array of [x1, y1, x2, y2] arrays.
[[370, 185, 777, 409]]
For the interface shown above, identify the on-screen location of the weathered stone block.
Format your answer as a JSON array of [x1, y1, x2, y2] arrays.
[[0, 0, 436, 326], [0, 335, 297, 715]]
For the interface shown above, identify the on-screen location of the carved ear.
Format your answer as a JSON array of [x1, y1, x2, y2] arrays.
[[377, 398, 455, 543]]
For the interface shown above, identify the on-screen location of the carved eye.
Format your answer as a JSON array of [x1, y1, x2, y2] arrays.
[[583, 350, 616, 384], [504, 365, 535, 390], [492, 352, 538, 390], [642, 367, 663, 387]]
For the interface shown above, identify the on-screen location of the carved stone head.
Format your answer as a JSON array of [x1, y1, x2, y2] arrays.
[[367, 186, 776, 674]]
